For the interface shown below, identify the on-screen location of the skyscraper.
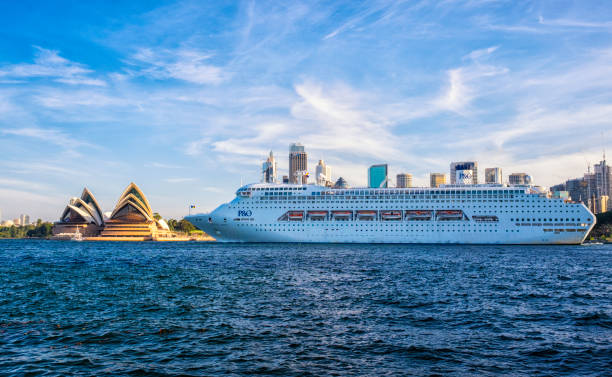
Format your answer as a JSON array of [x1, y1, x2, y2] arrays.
[[485, 168, 502, 184], [508, 173, 532, 185], [430, 173, 446, 188], [315, 160, 332, 186], [450, 161, 478, 184], [594, 156, 611, 197], [289, 143, 307, 184], [368, 164, 388, 188], [262, 151, 277, 183], [396, 173, 412, 188]]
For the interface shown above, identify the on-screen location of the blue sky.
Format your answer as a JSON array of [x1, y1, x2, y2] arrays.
[[1, 0, 611, 221]]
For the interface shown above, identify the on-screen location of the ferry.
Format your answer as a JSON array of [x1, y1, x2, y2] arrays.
[[185, 183, 596, 244]]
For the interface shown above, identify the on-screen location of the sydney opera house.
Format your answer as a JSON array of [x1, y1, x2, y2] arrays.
[[53, 183, 178, 241]]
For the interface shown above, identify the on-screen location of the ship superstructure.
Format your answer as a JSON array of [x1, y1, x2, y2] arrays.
[[186, 183, 596, 244]]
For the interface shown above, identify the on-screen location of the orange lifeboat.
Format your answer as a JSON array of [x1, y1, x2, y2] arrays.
[[405, 210, 432, 221], [436, 210, 463, 221], [307, 210, 328, 220], [331, 210, 352, 220], [288, 211, 304, 221], [356, 210, 377, 220], [381, 210, 402, 221]]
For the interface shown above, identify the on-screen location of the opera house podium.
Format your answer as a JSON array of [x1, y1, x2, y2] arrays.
[[53, 183, 176, 241]]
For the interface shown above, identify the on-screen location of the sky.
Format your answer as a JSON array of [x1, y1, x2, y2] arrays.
[[1, 0, 611, 221]]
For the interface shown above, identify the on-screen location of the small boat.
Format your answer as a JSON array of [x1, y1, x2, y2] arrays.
[[71, 227, 83, 241]]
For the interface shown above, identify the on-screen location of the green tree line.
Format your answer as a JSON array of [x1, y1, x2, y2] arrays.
[[589, 211, 612, 241], [0, 220, 53, 239]]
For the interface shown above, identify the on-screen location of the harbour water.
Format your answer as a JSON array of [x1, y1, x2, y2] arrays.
[[1, 240, 610, 376]]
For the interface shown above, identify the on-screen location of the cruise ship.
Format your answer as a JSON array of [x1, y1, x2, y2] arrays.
[[185, 183, 596, 244]]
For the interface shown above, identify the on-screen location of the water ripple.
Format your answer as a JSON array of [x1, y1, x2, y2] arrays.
[[0, 240, 610, 376]]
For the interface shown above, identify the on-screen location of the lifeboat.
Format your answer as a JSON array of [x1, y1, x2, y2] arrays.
[[331, 210, 352, 220], [288, 211, 304, 221], [381, 210, 402, 221], [405, 210, 432, 221], [436, 210, 463, 221], [356, 210, 377, 220], [307, 210, 328, 220]]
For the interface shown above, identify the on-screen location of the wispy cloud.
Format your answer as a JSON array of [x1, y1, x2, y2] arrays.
[[538, 15, 612, 30], [164, 177, 196, 183], [0, 47, 106, 86], [126, 48, 227, 85], [1, 127, 96, 149]]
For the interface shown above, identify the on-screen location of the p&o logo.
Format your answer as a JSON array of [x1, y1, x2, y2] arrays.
[[238, 210, 253, 217]]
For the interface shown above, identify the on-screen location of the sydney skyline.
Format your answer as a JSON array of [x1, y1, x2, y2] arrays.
[[1, 0, 611, 220]]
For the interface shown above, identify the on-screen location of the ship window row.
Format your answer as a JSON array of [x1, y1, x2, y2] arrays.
[[245, 188, 527, 197], [511, 217, 584, 222]]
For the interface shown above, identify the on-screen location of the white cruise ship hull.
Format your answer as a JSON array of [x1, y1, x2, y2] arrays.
[[186, 184, 596, 245]]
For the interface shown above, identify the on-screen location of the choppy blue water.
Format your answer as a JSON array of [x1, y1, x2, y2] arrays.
[[0, 240, 611, 376]]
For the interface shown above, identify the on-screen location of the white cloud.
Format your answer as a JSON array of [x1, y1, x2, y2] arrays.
[[0, 47, 106, 86], [164, 178, 196, 183], [1, 127, 95, 149], [127, 48, 226, 85]]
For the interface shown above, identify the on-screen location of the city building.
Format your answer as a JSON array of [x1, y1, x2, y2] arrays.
[[396, 173, 412, 188], [315, 160, 332, 186], [53, 188, 105, 237], [508, 173, 532, 185], [368, 164, 388, 188], [594, 156, 611, 197], [333, 177, 349, 189], [430, 173, 446, 188], [289, 143, 307, 184], [282, 175, 289, 184], [19, 214, 29, 226], [1, 220, 14, 227], [551, 191, 569, 200], [485, 168, 502, 184], [450, 161, 478, 185], [262, 151, 277, 183], [597, 195, 609, 213]]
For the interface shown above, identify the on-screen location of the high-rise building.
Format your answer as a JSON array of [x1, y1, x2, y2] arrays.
[[594, 156, 611, 197], [289, 143, 307, 184], [430, 173, 446, 188], [450, 161, 478, 185], [598, 195, 609, 213], [368, 164, 388, 188], [315, 160, 332, 186], [509, 173, 532, 185], [396, 173, 412, 188], [262, 151, 277, 183], [19, 214, 26, 226], [485, 168, 502, 184], [24, 215, 30, 225]]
